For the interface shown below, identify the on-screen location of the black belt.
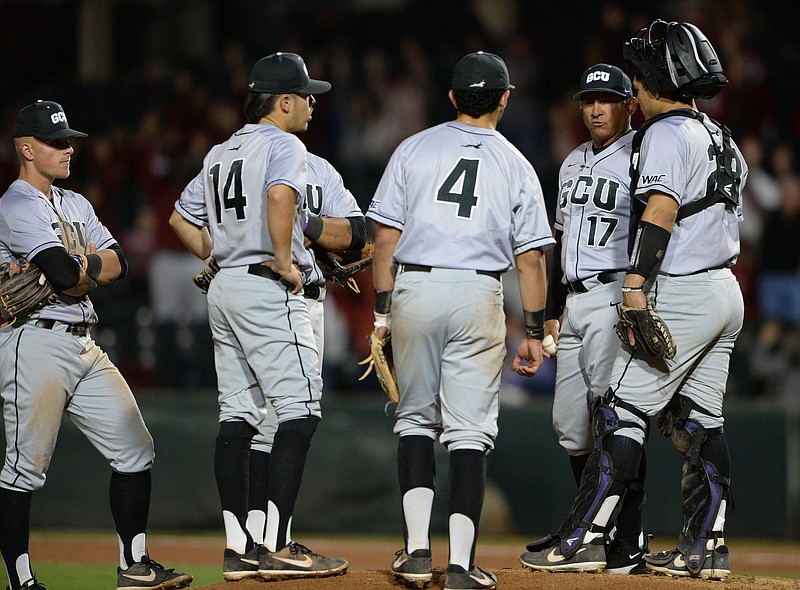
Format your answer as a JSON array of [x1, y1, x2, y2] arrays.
[[247, 263, 283, 281], [659, 264, 729, 277], [567, 271, 621, 294], [35, 319, 91, 336], [303, 284, 323, 300], [400, 264, 502, 282], [248, 263, 321, 296]]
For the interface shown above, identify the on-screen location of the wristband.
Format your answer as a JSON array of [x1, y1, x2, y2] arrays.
[[374, 290, 392, 314], [621, 286, 644, 293], [86, 253, 103, 280], [523, 308, 545, 340], [374, 312, 391, 332], [303, 213, 324, 242]]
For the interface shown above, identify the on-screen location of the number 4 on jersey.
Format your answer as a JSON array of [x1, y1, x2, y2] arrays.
[[437, 158, 479, 218], [210, 159, 247, 221]]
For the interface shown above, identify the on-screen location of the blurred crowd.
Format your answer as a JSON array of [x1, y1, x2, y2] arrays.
[[1, 0, 799, 404]]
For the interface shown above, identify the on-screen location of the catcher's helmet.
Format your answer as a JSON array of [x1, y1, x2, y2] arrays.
[[623, 20, 728, 99]]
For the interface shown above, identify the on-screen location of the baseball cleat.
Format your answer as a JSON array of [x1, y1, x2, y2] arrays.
[[645, 545, 730, 580], [519, 537, 605, 573], [7, 576, 46, 590], [223, 545, 263, 581], [258, 542, 348, 579], [605, 535, 650, 574], [391, 548, 433, 585], [443, 564, 497, 590], [116, 556, 193, 589]]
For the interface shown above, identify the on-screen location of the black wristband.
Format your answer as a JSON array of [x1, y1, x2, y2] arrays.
[[86, 253, 103, 280], [375, 290, 392, 314], [524, 309, 545, 340], [303, 213, 324, 242], [628, 220, 671, 279]]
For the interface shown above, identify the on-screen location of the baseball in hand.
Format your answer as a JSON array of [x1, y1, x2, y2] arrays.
[[542, 334, 557, 355]]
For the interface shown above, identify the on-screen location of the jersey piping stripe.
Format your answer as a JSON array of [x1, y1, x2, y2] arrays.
[[9, 329, 25, 488], [280, 289, 316, 411]]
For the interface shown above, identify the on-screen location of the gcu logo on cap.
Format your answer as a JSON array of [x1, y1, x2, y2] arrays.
[[50, 112, 68, 125], [586, 71, 611, 83]]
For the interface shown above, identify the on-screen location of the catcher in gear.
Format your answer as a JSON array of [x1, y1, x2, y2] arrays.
[[0, 100, 191, 590], [521, 20, 746, 581]]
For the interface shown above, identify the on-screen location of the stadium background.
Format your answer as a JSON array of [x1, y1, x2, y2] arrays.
[[1, 0, 799, 561]]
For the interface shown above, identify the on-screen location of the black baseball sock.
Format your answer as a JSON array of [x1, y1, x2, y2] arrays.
[[215, 420, 257, 551], [268, 418, 318, 550], [397, 435, 436, 495], [247, 449, 271, 544], [0, 487, 33, 590], [615, 447, 647, 546], [110, 470, 151, 567], [249, 450, 271, 512], [448, 449, 486, 570], [397, 435, 436, 550]]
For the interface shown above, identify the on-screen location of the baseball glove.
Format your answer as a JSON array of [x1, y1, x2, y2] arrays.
[[193, 257, 220, 294], [313, 241, 374, 293], [357, 331, 399, 403], [0, 258, 57, 328], [614, 299, 677, 360]]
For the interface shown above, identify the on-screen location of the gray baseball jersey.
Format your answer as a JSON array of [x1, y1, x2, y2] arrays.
[[0, 180, 153, 491], [367, 121, 554, 451], [612, 111, 749, 440], [368, 121, 554, 270], [176, 123, 315, 277], [175, 123, 322, 430], [634, 114, 744, 275], [303, 152, 364, 289], [552, 132, 633, 454]]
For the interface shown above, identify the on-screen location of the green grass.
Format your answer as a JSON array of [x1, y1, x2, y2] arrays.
[[29, 562, 221, 590]]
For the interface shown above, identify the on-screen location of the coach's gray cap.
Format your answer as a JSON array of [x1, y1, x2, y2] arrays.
[[248, 52, 331, 94], [572, 64, 633, 100], [12, 100, 88, 139], [452, 51, 515, 90]]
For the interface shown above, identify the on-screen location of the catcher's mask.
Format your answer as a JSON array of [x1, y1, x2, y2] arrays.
[[623, 20, 727, 99]]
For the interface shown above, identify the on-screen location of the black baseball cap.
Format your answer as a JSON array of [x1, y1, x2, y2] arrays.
[[248, 52, 331, 95], [572, 64, 633, 100], [12, 100, 87, 139], [452, 51, 515, 91]]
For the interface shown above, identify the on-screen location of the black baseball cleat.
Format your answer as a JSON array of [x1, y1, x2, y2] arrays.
[[605, 535, 649, 574], [258, 542, 348, 580], [116, 556, 193, 589], [223, 545, 263, 581], [6, 576, 46, 590], [391, 548, 433, 585]]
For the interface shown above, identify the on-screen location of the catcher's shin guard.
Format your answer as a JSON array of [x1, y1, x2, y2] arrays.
[[678, 456, 730, 575], [555, 401, 644, 557]]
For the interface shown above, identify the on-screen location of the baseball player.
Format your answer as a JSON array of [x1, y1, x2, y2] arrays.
[[244, 152, 366, 574], [521, 20, 747, 581], [169, 52, 348, 581], [368, 52, 554, 590], [0, 101, 192, 590], [535, 64, 649, 574]]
